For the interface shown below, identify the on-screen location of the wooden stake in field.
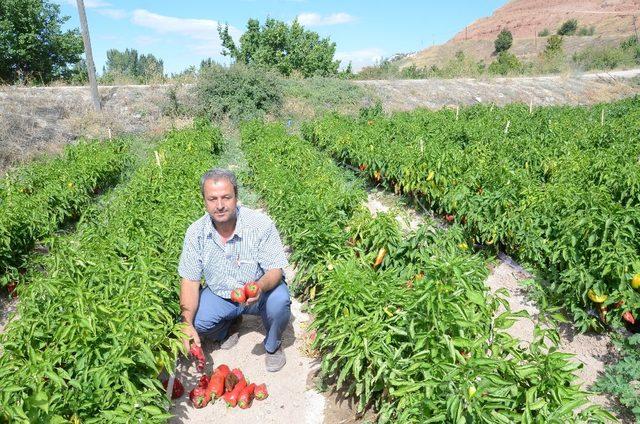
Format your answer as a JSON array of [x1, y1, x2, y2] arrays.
[[504, 120, 511, 134], [456, 105, 460, 121], [529, 98, 533, 114], [76, 0, 101, 112], [601, 108, 605, 126]]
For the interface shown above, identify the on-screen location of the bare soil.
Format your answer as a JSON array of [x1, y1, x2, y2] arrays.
[[356, 68, 640, 112], [0, 84, 192, 174]]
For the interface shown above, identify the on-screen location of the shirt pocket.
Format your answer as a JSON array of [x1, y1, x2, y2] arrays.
[[237, 257, 260, 282]]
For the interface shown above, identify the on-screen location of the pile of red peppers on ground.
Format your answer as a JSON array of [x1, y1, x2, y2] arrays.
[[162, 344, 269, 410]]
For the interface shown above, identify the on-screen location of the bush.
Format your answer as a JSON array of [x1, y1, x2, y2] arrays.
[[282, 76, 370, 116], [572, 46, 631, 71], [488, 51, 522, 75], [545, 35, 564, 54], [494, 29, 513, 53], [577, 26, 595, 36], [558, 19, 578, 36], [538, 28, 550, 37], [192, 63, 283, 122]]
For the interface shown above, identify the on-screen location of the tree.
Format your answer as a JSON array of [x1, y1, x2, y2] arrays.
[[0, 0, 83, 84], [558, 19, 578, 36], [218, 18, 340, 77], [103, 48, 164, 82], [494, 29, 513, 53]]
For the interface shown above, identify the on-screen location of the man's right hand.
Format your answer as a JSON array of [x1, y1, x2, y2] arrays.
[[179, 277, 201, 353], [182, 323, 201, 353]]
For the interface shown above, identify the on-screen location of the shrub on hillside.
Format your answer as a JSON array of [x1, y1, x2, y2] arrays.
[[577, 26, 595, 36], [494, 29, 513, 53], [545, 35, 564, 54], [573, 45, 637, 71], [488, 51, 523, 75], [558, 19, 578, 36], [193, 63, 283, 122], [538, 28, 550, 37]]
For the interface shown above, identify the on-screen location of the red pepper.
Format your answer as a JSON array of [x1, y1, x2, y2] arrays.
[[189, 375, 211, 408], [224, 378, 246, 407], [189, 343, 206, 372], [231, 368, 245, 382], [622, 311, 636, 325], [162, 377, 185, 399], [230, 288, 246, 303], [254, 383, 269, 400], [204, 364, 231, 400], [238, 383, 256, 409], [244, 281, 259, 299], [208, 374, 226, 398], [6, 281, 17, 298], [215, 364, 230, 377], [224, 373, 239, 393]]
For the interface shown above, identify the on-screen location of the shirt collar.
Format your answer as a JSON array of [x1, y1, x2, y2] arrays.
[[205, 206, 244, 240]]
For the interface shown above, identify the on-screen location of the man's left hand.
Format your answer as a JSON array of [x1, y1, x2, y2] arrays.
[[245, 290, 261, 305]]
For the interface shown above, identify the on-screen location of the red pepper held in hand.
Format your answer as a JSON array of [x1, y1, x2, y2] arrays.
[[244, 281, 259, 299], [230, 288, 246, 303], [189, 343, 206, 372]]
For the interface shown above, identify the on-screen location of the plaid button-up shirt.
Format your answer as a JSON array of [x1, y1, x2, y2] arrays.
[[178, 206, 288, 298]]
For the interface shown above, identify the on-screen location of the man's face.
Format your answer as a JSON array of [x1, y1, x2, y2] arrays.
[[203, 178, 237, 226]]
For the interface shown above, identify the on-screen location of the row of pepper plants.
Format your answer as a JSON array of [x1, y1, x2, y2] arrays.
[[241, 121, 613, 423], [0, 140, 131, 289], [302, 96, 640, 333], [0, 120, 224, 423]]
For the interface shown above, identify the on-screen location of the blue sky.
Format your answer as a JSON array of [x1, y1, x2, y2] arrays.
[[55, 0, 509, 74]]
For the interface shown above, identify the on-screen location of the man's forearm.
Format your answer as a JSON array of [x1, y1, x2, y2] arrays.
[[256, 268, 283, 293], [180, 278, 201, 325]]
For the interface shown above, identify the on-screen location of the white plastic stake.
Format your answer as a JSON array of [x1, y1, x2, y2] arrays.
[[504, 120, 510, 134]]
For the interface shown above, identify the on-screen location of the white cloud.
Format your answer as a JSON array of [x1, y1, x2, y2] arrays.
[[335, 48, 384, 71], [96, 8, 127, 19], [130, 9, 241, 56], [297, 12, 355, 26]]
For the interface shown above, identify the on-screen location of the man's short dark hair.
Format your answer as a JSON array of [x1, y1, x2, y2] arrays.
[[200, 168, 238, 197]]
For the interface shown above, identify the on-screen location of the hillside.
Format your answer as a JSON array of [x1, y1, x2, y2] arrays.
[[401, 0, 639, 69]]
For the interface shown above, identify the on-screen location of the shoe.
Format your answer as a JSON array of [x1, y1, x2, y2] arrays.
[[220, 316, 242, 350], [265, 346, 286, 372]]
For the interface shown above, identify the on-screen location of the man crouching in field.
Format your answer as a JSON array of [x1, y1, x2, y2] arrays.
[[178, 168, 291, 372]]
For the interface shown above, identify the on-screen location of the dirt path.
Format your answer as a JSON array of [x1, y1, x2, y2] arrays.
[[364, 188, 631, 423], [168, 261, 326, 424]]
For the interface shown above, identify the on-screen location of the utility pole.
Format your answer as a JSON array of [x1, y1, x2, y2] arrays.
[[77, 0, 101, 112], [634, 15, 639, 41]]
